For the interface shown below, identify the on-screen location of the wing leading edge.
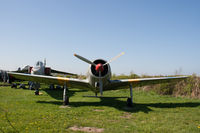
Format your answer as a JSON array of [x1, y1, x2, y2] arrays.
[[8, 72, 91, 90], [105, 76, 188, 90]]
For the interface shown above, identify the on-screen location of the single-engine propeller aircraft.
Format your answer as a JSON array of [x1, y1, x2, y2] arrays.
[[7, 53, 188, 107]]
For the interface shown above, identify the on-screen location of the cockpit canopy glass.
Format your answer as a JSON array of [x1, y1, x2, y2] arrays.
[[35, 61, 43, 67]]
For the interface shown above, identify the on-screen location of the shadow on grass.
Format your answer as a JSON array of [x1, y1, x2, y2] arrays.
[[70, 100, 200, 113], [37, 96, 200, 113], [41, 88, 87, 100], [37, 88, 200, 113]]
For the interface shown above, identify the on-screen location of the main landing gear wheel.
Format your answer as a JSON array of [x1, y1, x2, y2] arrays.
[[33, 82, 40, 95], [35, 89, 39, 95], [19, 84, 26, 89], [127, 98, 133, 107], [11, 83, 17, 88], [63, 96, 69, 105]]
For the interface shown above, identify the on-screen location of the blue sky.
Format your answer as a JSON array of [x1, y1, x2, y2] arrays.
[[0, 0, 199, 75]]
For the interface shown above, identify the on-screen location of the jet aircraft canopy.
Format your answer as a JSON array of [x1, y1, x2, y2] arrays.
[[35, 61, 44, 67]]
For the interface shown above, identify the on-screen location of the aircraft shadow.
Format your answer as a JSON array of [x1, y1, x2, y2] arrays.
[[37, 88, 200, 113], [41, 88, 87, 100], [37, 96, 200, 113], [68, 99, 200, 113]]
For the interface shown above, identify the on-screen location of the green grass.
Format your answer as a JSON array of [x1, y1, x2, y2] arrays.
[[0, 85, 200, 133]]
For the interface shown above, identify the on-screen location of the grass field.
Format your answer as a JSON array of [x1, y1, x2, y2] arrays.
[[0, 85, 200, 133]]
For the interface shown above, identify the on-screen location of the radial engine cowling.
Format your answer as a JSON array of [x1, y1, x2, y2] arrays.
[[88, 59, 111, 89]]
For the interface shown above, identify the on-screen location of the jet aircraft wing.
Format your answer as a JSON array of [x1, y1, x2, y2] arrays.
[[51, 69, 77, 76], [12, 69, 28, 73], [8, 72, 91, 90], [105, 76, 188, 90]]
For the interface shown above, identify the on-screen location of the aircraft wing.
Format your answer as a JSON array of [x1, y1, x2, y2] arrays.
[[8, 72, 91, 90], [105, 76, 188, 90], [51, 69, 77, 76], [12, 69, 28, 73]]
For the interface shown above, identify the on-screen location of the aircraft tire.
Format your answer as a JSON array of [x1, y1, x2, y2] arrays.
[[35, 89, 39, 95], [11, 83, 17, 88], [127, 98, 133, 107]]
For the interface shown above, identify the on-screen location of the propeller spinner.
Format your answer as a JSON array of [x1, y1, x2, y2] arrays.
[[95, 63, 104, 73]]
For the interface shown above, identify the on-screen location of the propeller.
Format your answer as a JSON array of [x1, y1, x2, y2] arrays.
[[74, 52, 125, 96], [103, 52, 125, 66], [74, 54, 96, 66]]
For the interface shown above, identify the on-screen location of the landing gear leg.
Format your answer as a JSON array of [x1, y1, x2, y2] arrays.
[[28, 81, 34, 90], [63, 82, 69, 106], [34, 82, 40, 95], [127, 84, 133, 107]]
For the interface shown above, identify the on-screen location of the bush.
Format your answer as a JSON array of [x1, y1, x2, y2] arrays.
[[151, 74, 200, 98], [111, 73, 200, 99]]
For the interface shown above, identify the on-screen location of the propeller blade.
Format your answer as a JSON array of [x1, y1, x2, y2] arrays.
[[103, 52, 125, 66], [74, 54, 96, 66], [99, 71, 103, 96]]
